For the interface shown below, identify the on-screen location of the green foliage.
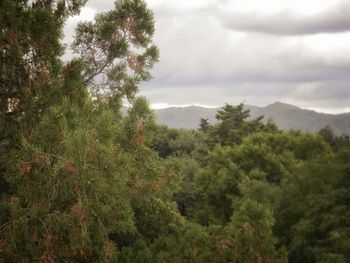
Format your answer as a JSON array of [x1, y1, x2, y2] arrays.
[[0, 0, 86, 140], [210, 103, 277, 146], [150, 126, 198, 158], [231, 132, 330, 183], [167, 156, 199, 216], [151, 223, 215, 263], [226, 199, 287, 263], [0, 0, 88, 202], [2, 99, 128, 261], [190, 146, 242, 225], [72, 0, 159, 99], [276, 152, 350, 263], [199, 118, 210, 133], [318, 126, 350, 151]]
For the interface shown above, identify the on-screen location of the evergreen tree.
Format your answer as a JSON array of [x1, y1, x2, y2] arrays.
[[0, 0, 86, 140], [0, 0, 162, 261], [72, 0, 159, 99], [199, 118, 210, 133], [211, 103, 277, 146]]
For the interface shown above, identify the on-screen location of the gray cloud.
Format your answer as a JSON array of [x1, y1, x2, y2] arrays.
[[63, 0, 350, 113], [140, 79, 350, 112], [284, 81, 350, 112], [291, 81, 350, 101], [85, 0, 114, 12], [220, 1, 350, 35]]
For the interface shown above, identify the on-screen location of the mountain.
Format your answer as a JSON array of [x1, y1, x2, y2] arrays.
[[154, 102, 350, 135]]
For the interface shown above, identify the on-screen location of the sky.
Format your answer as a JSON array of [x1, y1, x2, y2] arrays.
[[63, 0, 350, 113]]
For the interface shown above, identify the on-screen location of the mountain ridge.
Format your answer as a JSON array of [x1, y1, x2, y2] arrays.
[[153, 102, 350, 135]]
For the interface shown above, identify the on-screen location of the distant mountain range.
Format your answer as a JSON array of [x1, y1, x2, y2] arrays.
[[153, 102, 350, 135]]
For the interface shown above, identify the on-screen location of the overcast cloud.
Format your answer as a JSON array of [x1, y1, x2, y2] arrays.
[[220, 1, 350, 35], [64, 0, 350, 113]]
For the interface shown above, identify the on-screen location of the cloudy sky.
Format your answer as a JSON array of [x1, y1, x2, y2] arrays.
[[64, 0, 350, 113]]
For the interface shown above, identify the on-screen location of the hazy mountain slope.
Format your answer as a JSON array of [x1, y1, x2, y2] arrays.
[[154, 102, 350, 135], [154, 106, 217, 129]]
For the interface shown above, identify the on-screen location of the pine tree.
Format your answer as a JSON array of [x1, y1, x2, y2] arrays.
[[72, 0, 159, 99], [0, 0, 87, 199], [0, 0, 86, 140], [211, 103, 277, 146], [0, 1, 162, 261]]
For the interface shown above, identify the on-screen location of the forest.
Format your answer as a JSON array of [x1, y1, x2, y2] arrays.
[[1, 1, 350, 262]]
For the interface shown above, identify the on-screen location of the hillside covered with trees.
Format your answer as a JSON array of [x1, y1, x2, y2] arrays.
[[1, 1, 350, 262]]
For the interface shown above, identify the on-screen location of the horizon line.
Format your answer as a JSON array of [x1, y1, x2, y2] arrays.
[[148, 102, 350, 115]]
